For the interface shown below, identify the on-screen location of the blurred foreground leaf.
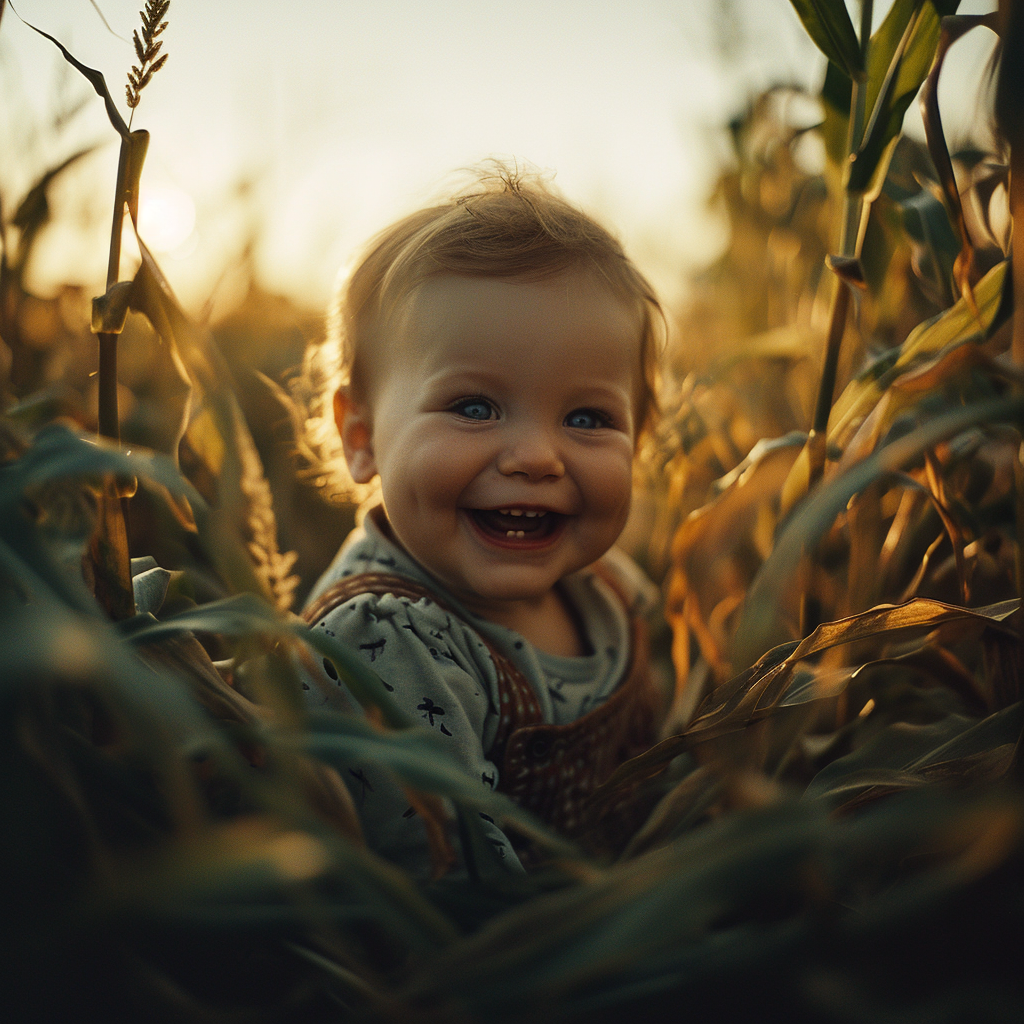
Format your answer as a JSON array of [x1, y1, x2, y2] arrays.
[[788, 0, 864, 79]]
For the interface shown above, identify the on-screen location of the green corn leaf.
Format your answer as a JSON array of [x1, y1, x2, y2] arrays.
[[0, 424, 279, 625], [401, 787, 1022, 1016], [301, 713, 573, 857], [864, 0, 927, 120], [828, 260, 1009, 447], [862, 0, 962, 128], [0, 594, 227, 770], [0, 424, 187, 507], [804, 702, 1023, 804], [102, 815, 460, 951], [124, 595, 576, 852], [121, 592, 283, 643], [788, 0, 864, 79], [122, 594, 409, 731], [898, 186, 961, 301], [285, 943, 381, 1007], [820, 59, 854, 166], [0, 520, 100, 620], [848, 1, 960, 194], [0, 426, 180, 615]]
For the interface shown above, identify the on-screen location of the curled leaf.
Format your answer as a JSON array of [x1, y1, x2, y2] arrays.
[[21, 20, 129, 138]]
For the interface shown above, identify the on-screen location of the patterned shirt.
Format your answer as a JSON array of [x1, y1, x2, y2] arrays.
[[302, 506, 656, 876]]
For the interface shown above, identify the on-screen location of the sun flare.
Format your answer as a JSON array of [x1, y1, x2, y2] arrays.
[[136, 184, 196, 254]]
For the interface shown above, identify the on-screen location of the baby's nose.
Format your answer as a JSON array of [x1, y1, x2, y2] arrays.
[[496, 425, 565, 480]]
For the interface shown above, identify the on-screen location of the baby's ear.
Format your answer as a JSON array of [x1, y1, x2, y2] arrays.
[[334, 387, 377, 484]]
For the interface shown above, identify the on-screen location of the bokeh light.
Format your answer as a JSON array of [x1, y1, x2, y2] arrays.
[[137, 184, 196, 254]]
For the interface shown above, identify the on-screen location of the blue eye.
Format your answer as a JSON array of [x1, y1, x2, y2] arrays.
[[451, 398, 495, 421], [565, 408, 608, 430]]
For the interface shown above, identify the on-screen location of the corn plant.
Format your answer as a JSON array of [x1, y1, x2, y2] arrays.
[[629, 0, 1024, 838], [1, 1, 1023, 1022]]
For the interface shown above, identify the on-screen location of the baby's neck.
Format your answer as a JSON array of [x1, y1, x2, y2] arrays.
[[478, 586, 590, 658]]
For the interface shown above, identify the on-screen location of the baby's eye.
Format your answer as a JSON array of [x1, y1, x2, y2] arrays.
[[565, 408, 610, 430], [450, 398, 496, 421]]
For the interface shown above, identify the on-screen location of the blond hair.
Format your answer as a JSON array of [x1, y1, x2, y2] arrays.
[[300, 165, 664, 499]]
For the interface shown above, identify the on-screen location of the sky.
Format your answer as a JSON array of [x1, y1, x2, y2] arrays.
[[0, 0, 1001, 315]]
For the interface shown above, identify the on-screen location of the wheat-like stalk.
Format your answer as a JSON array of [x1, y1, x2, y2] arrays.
[[125, 0, 170, 123]]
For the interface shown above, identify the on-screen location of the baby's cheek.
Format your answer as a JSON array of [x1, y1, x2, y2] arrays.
[[589, 449, 634, 516], [411, 435, 482, 498]]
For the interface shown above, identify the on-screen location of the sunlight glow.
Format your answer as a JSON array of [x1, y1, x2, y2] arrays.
[[137, 185, 196, 254]]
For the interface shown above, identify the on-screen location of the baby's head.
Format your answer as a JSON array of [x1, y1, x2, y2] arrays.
[[334, 169, 662, 435], [325, 168, 663, 618]]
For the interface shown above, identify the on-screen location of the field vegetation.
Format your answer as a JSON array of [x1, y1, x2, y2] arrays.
[[1, 1, 1023, 1021]]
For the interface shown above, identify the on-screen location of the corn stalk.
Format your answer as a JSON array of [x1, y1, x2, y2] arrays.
[[811, 0, 873, 450], [21, 23, 159, 620]]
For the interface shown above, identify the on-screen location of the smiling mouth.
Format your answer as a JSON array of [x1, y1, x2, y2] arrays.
[[468, 508, 566, 547]]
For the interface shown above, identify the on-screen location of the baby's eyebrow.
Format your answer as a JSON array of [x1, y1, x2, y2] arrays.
[[422, 367, 505, 390]]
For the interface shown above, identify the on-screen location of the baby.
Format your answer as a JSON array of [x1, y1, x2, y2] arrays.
[[302, 169, 666, 875]]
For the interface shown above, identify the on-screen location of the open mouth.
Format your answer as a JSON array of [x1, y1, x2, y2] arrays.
[[467, 507, 566, 547]]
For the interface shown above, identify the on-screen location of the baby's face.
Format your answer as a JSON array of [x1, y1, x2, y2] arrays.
[[346, 271, 640, 618]]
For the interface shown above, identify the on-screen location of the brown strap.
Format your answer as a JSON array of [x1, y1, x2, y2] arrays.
[[497, 612, 662, 849], [302, 567, 662, 852], [301, 571, 544, 761], [302, 572, 448, 625]]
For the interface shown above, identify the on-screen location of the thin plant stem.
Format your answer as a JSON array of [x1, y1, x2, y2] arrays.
[[97, 139, 132, 443], [801, 0, 873, 638], [810, 0, 873, 443], [92, 129, 151, 620], [811, 284, 852, 436]]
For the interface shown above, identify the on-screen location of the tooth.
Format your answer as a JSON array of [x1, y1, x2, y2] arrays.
[[500, 509, 510, 515], [506, 530, 515, 537], [525, 511, 538, 517], [516, 530, 525, 538], [510, 509, 523, 516]]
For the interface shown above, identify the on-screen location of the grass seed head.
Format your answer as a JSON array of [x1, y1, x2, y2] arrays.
[[125, 1, 170, 114]]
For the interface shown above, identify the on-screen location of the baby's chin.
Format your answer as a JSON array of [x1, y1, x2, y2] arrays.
[[438, 566, 583, 611]]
